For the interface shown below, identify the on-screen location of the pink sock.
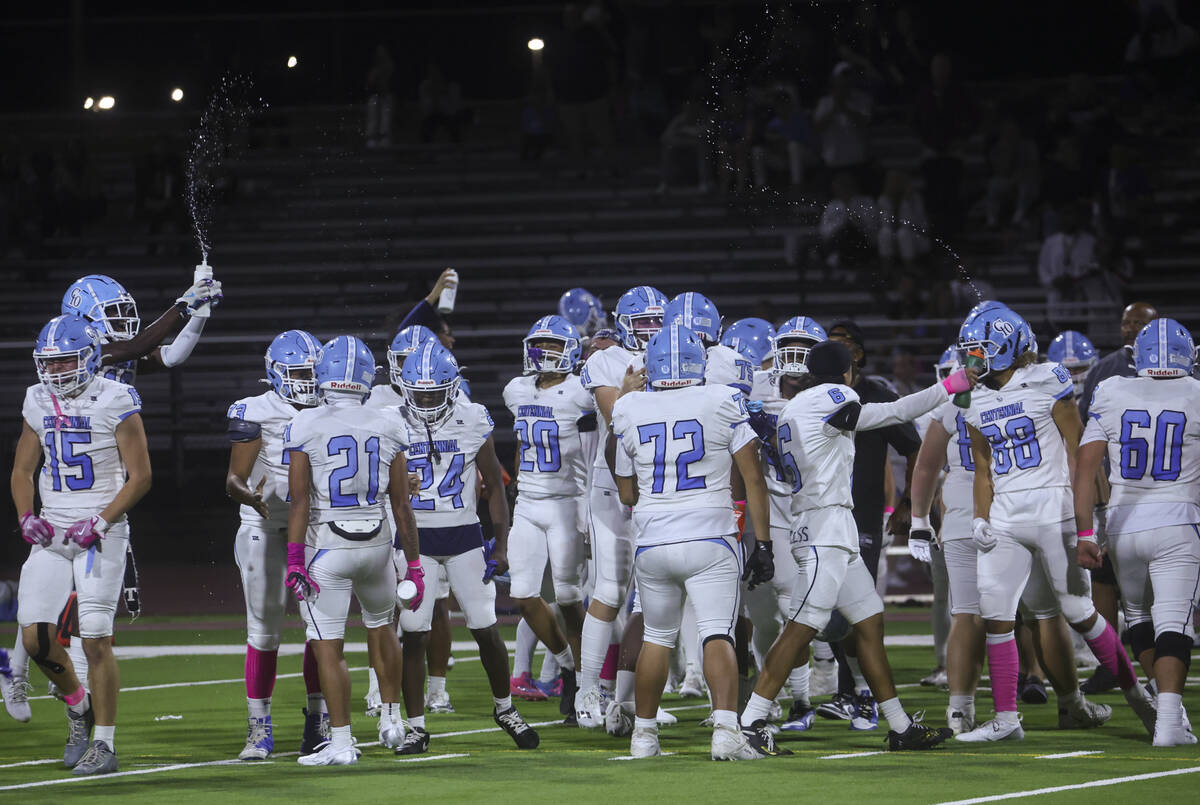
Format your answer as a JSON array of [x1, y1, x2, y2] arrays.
[[600, 643, 619, 682], [986, 634, 1019, 713], [1085, 622, 1137, 690], [245, 646, 278, 700], [302, 641, 321, 694], [63, 685, 86, 707]]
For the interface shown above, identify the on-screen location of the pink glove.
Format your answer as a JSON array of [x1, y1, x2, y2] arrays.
[[285, 542, 319, 602], [64, 515, 107, 549], [19, 512, 54, 547], [404, 560, 426, 612], [942, 368, 972, 394]]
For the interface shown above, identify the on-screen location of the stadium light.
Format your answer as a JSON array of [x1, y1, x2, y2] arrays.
[[287, 55, 298, 69], [97, 95, 115, 110], [527, 38, 544, 51], [83, 96, 94, 110], [171, 87, 184, 102]]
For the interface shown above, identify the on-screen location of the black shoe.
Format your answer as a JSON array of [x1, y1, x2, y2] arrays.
[[743, 719, 793, 756], [562, 710, 578, 727], [300, 707, 330, 756], [395, 726, 430, 756], [495, 706, 540, 749], [1020, 674, 1049, 705], [559, 667, 578, 717], [1079, 665, 1118, 695], [816, 692, 856, 721], [886, 719, 953, 750]]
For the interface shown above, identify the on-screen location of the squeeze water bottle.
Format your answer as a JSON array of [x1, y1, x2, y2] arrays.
[[193, 262, 214, 318], [954, 351, 984, 408], [437, 268, 458, 314]]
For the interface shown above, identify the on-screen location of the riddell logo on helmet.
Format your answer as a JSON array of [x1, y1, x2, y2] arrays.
[[1143, 367, 1183, 377], [325, 380, 365, 390]]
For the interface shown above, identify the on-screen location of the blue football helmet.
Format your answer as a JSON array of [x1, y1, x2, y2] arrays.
[[645, 324, 707, 390], [1047, 330, 1098, 395], [721, 318, 777, 367], [34, 314, 103, 397], [1134, 318, 1195, 379], [934, 346, 958, 382], [664, 292, 722, 345], [613, 285, 668, 352], [523, 315, 582, 374], [400, 340, 462, 424], [772, 316, 827, 376], [957, 305, 1032, 375], [388, 324, 437, 386], [61, 274, 140, 342], [558, 288, 606, 337], [265, 330, 322, 406], [315, 335, 376, 398]]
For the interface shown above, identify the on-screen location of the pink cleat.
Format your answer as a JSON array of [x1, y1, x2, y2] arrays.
[[510, 673, 549, 702]]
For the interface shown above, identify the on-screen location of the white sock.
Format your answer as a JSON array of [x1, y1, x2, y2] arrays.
[[330, 724, 352, 749], [712, 709, 737, 730], [367, 667, 379, 694], [68, 641, 89, 691], [247, 697, 270, 719], [554, 647, 576, 672], [93, 724, 115, 750], [741, 692, 773, 727], [847, 656, 868, 691], [539, 648, 561, 683], [428, 676, 446, 696], [879, 697, 910, 733], [10, 638, 28, 681], [616, 670, 636, 706], [996, 710, 1021, 724], [307, 693, 327, 715], [68, 692, 90, 716], [1157, 692, 1184, 733], [789, 664, 811, 705], [1082, 615, 1108, 642], [579, 613, 613, 691], [813, 640, 834, 661], [514, 618, 537, 678], [493, 695, 512, 712], [409, 715, 426, 730], [948, 694, 974, 713], [634, 716, 657, 732], [383, 702, 403, 723]]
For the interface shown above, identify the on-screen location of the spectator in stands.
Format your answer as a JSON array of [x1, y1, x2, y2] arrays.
[[814, 62, 874, 191], [1040, 134, 1095, 235], [419, 64, 473, 144], [1098, 143, 1150, 242], [656, 98, 710, 194], [135, 137, 185, 257], [876, 169, 929, 268], [985, 117, 1040, 229], [365, 45, 395, 149], [520, 79, 557, 162], [1125, 1, 1199, 81], [889, 4, 932, 95], [755, 5, 827, 106], [913, 53, 976, 236], [819, 170, 878, 273], [1037, 202, 1103, 330], [550, 3, 616, 170], [750, 88, 814, 191]]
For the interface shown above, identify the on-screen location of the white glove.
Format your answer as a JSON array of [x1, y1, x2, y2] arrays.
[[177, 278, 223, 318], [972, 517, 996, 553], [908, 514, 933, 563]]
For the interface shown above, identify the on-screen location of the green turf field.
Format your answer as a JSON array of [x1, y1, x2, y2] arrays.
[[1, 613, 1197, 803]]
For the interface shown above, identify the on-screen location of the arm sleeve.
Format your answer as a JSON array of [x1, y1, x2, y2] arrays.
[[158, 314, 206, 367], [398, 299, 441, 332], [854, 383, 947, 431], [823, 401, 863, 432]]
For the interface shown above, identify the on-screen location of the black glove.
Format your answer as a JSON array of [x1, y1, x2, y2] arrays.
[[742, 540, 775, 589]]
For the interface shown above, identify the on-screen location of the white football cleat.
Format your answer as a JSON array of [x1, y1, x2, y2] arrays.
[[1153, 728, 1199, 747], [1125, 686, 1157, 735], [1058, 697, 1112, 729], [0, 673, 32, 723], [956, 717, 1024, 743], [378, 722, 405, 749], [575, 686, 605, 729], [237, 716, 273, 760], [946, 705, 975, 736], [656, 707, 678, 726], [630, 727, 661, 758], [296, 740, 361, 766], [679, 670, 706, 699], [425, 689, 455, 714], [605, 701, 633, 737], [711, 723, 762, 761]]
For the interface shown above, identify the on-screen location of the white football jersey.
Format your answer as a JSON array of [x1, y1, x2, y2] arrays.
[[364, 383, 405, 411], [284, 402, 407, 525], [612, 384, 755, 546], [778, 382, 860, 527], [23, 377, 142, 522], [581, 344, 643, 490], [933, 400, 976, 523], [705, 344, 755, 395], [1083, 375, 1200, 534], [227, 390, 302, 526], [503, 374, 594, 499], [750, 369, 794, 532], [964, 362, 1074, 523], [396, 397, 494, 528]]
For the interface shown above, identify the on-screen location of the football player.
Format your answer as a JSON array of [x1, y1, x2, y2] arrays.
[[13, 314, 152, 774], [502, 316, 592, 714], [1046, 331, 1098, 399], [393, 341, 539, 754], [720, 318, 777, 371], [1075, 318, 1200, 746], [558, 287, 608, 338], [663, 292, 755, 394], [955, 305, 1154, 742], [611, 324, 774, 759], [739, 340, 975, 751], [284, 336, 421, 766], [225, 330, 327, 760], [574, 286, 667, 728]]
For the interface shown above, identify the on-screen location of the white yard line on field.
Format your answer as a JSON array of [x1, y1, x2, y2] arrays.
[[820, 751, 886, 759], [395, 753, 470, 763], [1036, 750, 1103, 759], [929, 766, 1200, 805]]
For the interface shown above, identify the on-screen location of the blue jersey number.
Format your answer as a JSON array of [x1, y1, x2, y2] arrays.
[[326, 435, 380, 508], [954, 413, 975, 471], [515, 420, 561, 473], [980, 415, 1042, 475], [777, 423, 803, 492], [409, 453, 467, 510], [43, 431, 95, 492], [1119, 409, 1186, 481], [637, 419, 707, 494], [828, 388, 846, 404]]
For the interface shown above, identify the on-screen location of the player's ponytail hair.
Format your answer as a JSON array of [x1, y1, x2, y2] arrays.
[[1013, 351, 1038, 369]]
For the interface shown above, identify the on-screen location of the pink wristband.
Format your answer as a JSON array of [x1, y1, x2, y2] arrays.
[[287, 542, 306, 566], [884, 506, 895, 515], [408, 559, 422, 570], [1077, 529, 1095, 539]]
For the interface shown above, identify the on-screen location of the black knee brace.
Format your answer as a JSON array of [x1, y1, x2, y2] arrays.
[[32, 623, 65, 675], [703, 633, 734, 650], [1154, 631, 1194, 671], [1126, 621, 1156, 658]]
